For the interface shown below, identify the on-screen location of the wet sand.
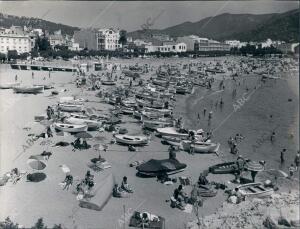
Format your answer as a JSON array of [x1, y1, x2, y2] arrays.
[[0, 57, 299, 228]]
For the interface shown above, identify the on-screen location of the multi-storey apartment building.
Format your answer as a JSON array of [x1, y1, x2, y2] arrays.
[[74, 28, 120, 51]]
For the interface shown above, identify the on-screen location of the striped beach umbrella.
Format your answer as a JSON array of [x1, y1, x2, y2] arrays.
[[244, 161, 264, 172]]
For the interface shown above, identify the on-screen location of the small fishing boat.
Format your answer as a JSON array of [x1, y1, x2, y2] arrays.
[[208, 162, 238, 174], [237, 182, 274, 198], [58, 104, 83, 112], [161, 136, 182, 146], [0, 82, 20, 89], [13, 85, 44, 94], [102, 80, 116, 86], [143, 120, 173, 131], [181, 141, 220, 153], [136, 158, 187, 177], [33, 84, 54, 90], [156, 127, 204, 138], [121, 107, 135, 115], [65, 117, 102, 130], [115, 134, 149, 146], [54, 123, 88, 133], [198, 185, 218, 197]]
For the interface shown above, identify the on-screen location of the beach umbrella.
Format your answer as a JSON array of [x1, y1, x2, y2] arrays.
[[27, 172, 47, 182], [244, 161, 264, 172], [161, 161, 177, 170], [27, 159, 46, 170], [75, 132, 93, 139]]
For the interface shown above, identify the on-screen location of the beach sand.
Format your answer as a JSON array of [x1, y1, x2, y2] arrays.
[[0, 57, 298, 229]]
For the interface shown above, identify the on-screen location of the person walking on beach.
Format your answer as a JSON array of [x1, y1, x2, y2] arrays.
[[197, 113, 200, 121], [63, 174, 73, 190], [271, 131, 275, 142], [294, 151, 300, 171], [15, 74, 18, 82], [280, 149, 286, 164], [203, 108, 207, 117], [208, 111, 213, 120], [32, 72, 34, 79]]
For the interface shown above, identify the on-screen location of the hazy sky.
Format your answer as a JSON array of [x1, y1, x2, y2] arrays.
[[0, 1, 298, 32]]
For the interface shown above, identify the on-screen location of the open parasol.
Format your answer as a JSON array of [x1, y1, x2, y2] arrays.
[[27, 159, 46, 170], [244, 161, 264, 172], [75, 132, 93, 139]]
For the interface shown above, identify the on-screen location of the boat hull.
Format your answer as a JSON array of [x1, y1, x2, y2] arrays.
[[13, 86, 44, 94], [54, 123, 88, 133], [237, 182, 274, 198], [115, 134, 148, 146]]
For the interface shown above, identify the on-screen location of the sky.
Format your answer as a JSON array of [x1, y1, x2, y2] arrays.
[[0, 1, 299, 32]]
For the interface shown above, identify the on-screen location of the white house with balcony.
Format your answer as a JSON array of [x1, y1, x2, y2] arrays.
[[97, 29, 120, 51]]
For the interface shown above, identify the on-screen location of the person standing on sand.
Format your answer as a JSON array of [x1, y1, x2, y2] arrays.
[[15, 74, 18, 82], [197, 113, 200, 121], [270, 131, 276, 142], [280, 149, 286, 164], [208, 111, 213, 120], [250, 170, 258, 182], [294, 151, 300, 171], [203, 108, 207, 117], [289, 164, 295, 178]]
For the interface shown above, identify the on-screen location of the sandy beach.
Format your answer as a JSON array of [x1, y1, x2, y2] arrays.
[[0, 56, 299, 229]]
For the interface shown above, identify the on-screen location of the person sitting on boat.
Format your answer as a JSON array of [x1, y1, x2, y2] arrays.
[[198, 173, 209, 186], [121, 176, 133, 193]]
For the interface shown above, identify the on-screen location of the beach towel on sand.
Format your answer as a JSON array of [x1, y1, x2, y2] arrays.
[[59, 164, 71, 173]]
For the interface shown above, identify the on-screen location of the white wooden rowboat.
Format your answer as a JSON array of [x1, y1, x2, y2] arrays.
[[54, 123, 88, 133]]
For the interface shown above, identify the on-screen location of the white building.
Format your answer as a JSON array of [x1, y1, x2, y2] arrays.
[[145, 42, 187, 53], [261, 38, 273, 48], [225, 40, 241, 48], [49, 34, 66, 47], [0, 33, 32, 54], [68, 42, 81, 51], [97, 29, 121, 51]]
